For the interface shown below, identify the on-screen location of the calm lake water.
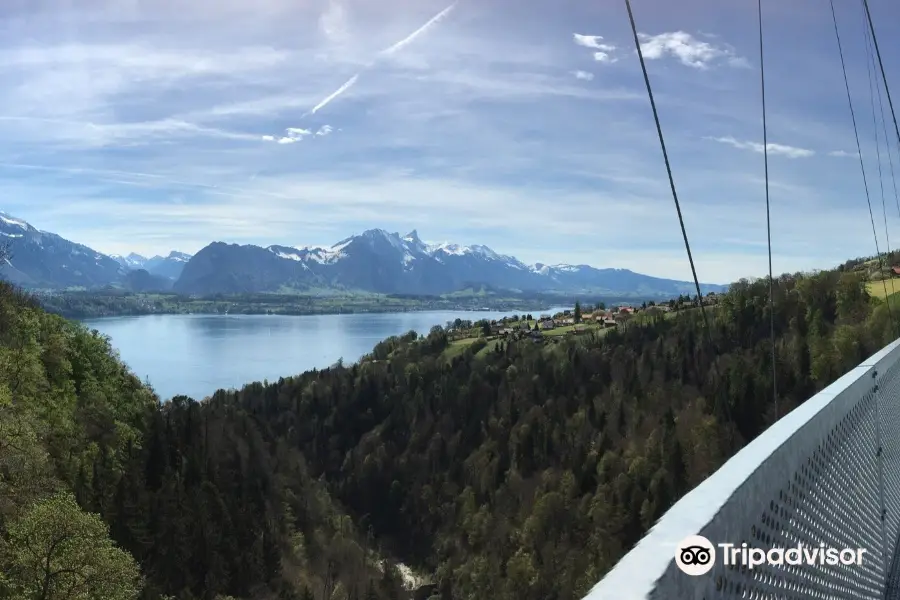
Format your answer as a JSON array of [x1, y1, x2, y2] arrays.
[[83, 309, 566, 401]]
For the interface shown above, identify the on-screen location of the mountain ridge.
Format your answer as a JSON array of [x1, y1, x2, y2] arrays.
[[173, 229, 728, 298], [0, 210, 728, 298], [111, 250, 192, 281]]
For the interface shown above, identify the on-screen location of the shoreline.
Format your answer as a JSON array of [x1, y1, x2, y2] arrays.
[[38, 290, 566, 320]]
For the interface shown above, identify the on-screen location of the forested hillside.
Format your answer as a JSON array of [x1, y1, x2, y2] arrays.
[[0, 265, 895, 599], [0, 280, 407, 600], [203, 269, 891, 599]]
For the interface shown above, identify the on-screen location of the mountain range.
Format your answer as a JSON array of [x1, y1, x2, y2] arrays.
[[110, 251, 193, 281], [0, 211, 728, 298]]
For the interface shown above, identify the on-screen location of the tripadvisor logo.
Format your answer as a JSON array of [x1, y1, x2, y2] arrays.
[[676, 535, 716, 575], [675, 535, 867, 576]]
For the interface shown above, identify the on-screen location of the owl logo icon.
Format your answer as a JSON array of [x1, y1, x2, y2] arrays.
[[675, 535, 716, 575]]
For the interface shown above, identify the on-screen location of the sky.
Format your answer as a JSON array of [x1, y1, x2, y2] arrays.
[[2, 0, 900, 284]]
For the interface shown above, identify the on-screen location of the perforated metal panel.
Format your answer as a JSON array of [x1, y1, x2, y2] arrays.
[[879, 356, 900, 600], [583, 339, 900, 600]]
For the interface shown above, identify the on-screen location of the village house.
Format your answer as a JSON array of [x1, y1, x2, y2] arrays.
[[702, 293, 720, 306]]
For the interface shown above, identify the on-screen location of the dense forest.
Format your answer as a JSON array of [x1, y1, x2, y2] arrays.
[[1, 262, 896, 599], [35, 290, 554, 320]]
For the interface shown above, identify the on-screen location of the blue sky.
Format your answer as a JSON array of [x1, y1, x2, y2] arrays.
[[2, 0, 900, 283]]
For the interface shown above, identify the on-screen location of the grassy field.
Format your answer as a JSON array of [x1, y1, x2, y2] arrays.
[[868, 279, 900, 299], [441, 322, 611, 362]]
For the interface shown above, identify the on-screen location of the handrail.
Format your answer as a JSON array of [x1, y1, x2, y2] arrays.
[[583, 337, 900, 600]]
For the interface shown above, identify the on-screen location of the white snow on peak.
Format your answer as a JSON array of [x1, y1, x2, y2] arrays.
[[273, 249, 303, 261], [469, 244, 501, 261], [0, 213, 28, 230], [426, 241, 521, 267], [270, 240, 349, 265], [530, 263, 587, 275], [167, 251, 191, 262], [402, 230, 426, 248], [554, 264, 582, 273], [428, 242, 467, 256], [361, 229, 406, 252], [330, 239, 354, 254], [269, 229, 531, 271]]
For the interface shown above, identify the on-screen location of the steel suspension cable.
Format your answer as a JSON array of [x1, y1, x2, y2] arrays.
[[862, 0, 900, 180], [862, 0, 900, 273], [757, 0, 778, 419], [862, 12, 893, 282], [863, 0, 900, 305], [830, 0, 896, 332], [624, 0, 726, 415]]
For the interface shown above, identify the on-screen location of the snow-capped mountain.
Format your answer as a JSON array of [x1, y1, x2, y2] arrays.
[[174, 228, 728, 297], [0, 213, 727, 297], [113, 251, 193, 281], [0, 211, 124, 288], [110, 253, 149, 270], [144, 251, 192, 280]]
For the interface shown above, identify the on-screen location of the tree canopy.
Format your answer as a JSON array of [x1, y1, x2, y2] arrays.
[[0, 265, 894, 599]]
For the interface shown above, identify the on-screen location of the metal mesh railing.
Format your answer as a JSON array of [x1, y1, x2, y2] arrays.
[[584, 338, 900, 600]]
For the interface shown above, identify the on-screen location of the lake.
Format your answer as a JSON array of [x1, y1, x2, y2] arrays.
[[83, 308, 567, 401]]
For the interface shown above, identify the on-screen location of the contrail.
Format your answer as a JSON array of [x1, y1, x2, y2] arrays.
[[303, 2, 457, 116], [379, 2, 457, 56], [307, 73, 360, 116]]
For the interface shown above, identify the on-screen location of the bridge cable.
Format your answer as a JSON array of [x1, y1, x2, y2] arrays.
[[862, 1, 900, 277], [860, 2, 894, 569], [829, 0, 896, 333], [624, 0, 727, 419], [757, 0, 778, 419], [862, 0, 900, 188], [861, 8, 894, 291], [863, 0, 900, 317]]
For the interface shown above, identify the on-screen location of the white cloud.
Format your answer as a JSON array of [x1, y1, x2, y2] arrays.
[[573, 34, 616, 52], [573, 33, 619, 64], [638, 31, 746, 69], [263, 127, 316, 144], [17, 165, 887, 285], [319, 0, 349, 43], [708, 136, 815, 159], [829, 150, 859, 158], [0, 1, 882, 285]]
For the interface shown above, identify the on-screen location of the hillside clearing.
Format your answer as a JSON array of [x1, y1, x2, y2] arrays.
[[868, 279, 900, 299]]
